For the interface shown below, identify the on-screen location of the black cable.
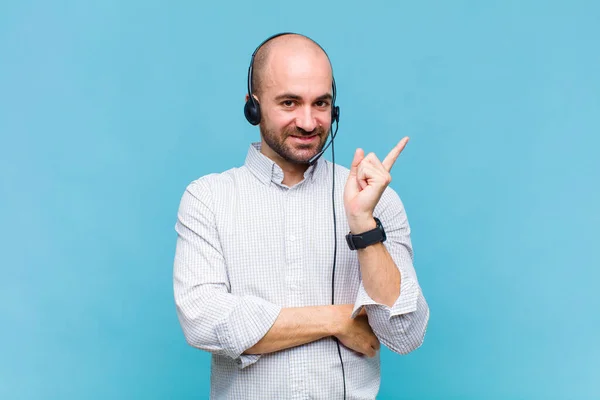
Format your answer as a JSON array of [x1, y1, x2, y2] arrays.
[[245, 32, 345, 399], [329, 121, 346, 400]]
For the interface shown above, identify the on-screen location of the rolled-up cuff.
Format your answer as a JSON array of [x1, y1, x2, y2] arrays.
[[352, 277, 419, 319], [232, 353, 262, 369], [214, 295, 282, 369]]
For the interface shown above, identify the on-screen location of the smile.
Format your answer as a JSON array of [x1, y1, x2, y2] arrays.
[[290, 135, 318, 142]]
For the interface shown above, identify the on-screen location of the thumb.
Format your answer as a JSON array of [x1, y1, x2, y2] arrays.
[[349, 148, 364, 176]]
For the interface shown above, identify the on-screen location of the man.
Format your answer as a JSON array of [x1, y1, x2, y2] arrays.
[[173, 33, 429, 399]]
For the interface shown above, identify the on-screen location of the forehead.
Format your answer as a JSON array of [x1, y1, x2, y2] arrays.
[[262, 46, 333, 97]]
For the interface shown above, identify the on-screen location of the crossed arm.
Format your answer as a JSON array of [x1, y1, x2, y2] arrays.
[[173, 180, 429, 368], [244, 223, 427, 357], [243, 303, 379, 357]]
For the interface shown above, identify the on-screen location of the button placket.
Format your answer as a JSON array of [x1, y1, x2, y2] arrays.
[[285, 188, 306, 398], [285, 189, 304, 301]]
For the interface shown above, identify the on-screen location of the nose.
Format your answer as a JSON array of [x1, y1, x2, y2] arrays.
[[295, 106, 317, 133]]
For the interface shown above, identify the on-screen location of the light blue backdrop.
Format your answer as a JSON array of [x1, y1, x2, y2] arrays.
[[1, 1, 598, 399]]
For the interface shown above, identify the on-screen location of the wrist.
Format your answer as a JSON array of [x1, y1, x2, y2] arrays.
[[328, 304, 352, 336], [347, 214, 376, 233]]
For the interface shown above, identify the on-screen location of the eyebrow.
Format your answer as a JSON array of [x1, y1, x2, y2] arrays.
[[274, 93, 333, 102]]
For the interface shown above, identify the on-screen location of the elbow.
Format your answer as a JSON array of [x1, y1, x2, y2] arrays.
[[174, 296, 242, 360], [176, 308, 204, 349], [391, 300, 430, 355], [175, 301, 216, 352], [396, 326, 427, 355], [173, 283, 228, 352], [180, 324, 203, 349]]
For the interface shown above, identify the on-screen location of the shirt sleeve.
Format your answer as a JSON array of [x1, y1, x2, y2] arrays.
[[351, 187, 430, 355], [173, 178, 281, 369]]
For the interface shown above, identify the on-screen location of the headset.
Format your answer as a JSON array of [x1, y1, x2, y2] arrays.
[[244, 33, 346, 399]]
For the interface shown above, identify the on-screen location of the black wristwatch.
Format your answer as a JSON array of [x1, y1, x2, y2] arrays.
[[345, 217, 386, 250]]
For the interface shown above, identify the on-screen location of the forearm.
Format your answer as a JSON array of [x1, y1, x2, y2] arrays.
[[244, 305, 345, 355], [356, 241, 400, 307], [346, 183, 429, 354]]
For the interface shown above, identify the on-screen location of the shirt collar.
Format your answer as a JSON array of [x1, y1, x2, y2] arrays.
[[245, 142, 327, 187]]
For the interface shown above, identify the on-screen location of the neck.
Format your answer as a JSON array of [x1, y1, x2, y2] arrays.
[[260, 141, 310, 187]]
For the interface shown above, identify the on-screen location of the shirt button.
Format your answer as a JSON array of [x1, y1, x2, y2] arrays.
[[288, 235, 296, 242]]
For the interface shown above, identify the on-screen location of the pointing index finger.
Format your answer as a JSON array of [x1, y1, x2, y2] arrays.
[[382, 137, 409, 171]]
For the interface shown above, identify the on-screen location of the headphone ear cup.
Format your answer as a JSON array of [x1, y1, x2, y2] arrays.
[[332, 105, 340, 124], [244, 98, 261, 126]]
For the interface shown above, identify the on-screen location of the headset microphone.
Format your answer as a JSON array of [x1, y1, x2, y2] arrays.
[[308, 108, 340, 165]]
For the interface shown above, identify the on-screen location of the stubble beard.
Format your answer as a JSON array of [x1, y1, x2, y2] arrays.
[[260, 123, 329, 165]]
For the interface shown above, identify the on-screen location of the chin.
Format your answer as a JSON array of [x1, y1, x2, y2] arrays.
[[288, 149, 321, 164]]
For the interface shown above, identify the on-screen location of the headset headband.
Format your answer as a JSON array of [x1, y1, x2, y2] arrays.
[[244, 32, 339, 126]]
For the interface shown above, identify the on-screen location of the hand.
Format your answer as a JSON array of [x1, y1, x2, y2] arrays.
[[343, 137, 409, 233], [332, 305, 380, 357]]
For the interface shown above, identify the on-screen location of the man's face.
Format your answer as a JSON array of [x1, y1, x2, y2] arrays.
[[257, 48, 333, 165]]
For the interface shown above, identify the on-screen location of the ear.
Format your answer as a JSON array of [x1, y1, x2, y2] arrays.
[[246, 94, 260, 103]]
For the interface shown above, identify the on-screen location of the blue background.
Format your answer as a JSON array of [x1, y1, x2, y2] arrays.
[[1, 1, 599, 399]]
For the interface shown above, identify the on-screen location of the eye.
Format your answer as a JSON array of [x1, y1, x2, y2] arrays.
[[282, 100, 295, 107], [315, 100, 329, 108]]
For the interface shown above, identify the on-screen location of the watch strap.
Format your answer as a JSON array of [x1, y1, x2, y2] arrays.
[[345, 217, 386, 250]]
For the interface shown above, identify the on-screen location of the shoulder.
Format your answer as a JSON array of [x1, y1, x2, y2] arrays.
[[184, 166, 248, 195], [179, 166, 250, 209]]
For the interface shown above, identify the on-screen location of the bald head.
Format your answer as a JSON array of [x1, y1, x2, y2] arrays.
[[251, 34, 333, 96]]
